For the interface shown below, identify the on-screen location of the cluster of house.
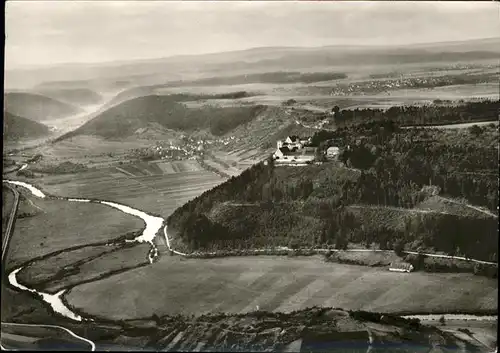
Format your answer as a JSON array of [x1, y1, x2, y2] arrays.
[[272, 136, 341, 165]]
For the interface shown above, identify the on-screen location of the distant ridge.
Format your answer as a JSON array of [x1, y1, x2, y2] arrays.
[[4, 92, 82, 121], [6, 36, 500, 72], [34, 88, 103, 106], [5, 36, 499, 91]]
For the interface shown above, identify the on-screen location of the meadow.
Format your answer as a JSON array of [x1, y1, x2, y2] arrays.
[[6, 192, 145, 270], [33, 160, 224, 216], [65, 255, 497, 321], [19, 243, 151, 294]]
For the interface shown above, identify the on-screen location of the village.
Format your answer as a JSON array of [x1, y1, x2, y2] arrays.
[[129, 135, 242, 162]]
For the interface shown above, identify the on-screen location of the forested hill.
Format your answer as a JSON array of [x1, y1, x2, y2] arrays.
[[3, 112, 50, 141], [58, 94, 266, 140], [167, 119, 498, 264]]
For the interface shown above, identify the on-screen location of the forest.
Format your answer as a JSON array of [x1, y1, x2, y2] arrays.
[[332, 99, 498, 126], [167, 105, 498, 270]]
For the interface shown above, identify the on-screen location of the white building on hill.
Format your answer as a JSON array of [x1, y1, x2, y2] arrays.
[[326, 146, 340, 160], [273, 146, 316, 164], [284, 136, 303, 150]]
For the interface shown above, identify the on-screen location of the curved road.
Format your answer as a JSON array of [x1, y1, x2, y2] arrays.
[[0, 184, 95, 351]]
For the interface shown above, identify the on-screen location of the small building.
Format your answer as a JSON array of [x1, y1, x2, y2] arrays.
[[273, 147, 291, 159], [285, 136, 300, 144], [283, 136, 303, 150], [274, 146, 316, 164], [389, 262, 414, 273], [326, 146, 340, 160]]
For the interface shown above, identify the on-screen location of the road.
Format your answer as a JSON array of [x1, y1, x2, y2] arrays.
[[2, 185, 19, 263], [438, 196, 498, 218], [0, 184, 95, 351], [402, 120, 498, 130], [162, 224, 498, 265], [403, 251, 497, 265]]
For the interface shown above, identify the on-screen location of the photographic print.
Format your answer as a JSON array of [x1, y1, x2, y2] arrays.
[[2, 1, 499, 351]]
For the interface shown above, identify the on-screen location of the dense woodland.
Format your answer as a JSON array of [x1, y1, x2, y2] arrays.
[[329, 100, 498, 127], [167, 102, 498, 267]]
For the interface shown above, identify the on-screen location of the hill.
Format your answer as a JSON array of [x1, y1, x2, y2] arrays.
[[3, 112, 50, 141], [4, 92, 82, 121], [35, 88, 103, 106], [57, 94, 267, 140], [167, 120, 498, 263]]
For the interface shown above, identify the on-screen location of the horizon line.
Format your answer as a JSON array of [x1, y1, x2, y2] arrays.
[[6, 35, 500, 72]]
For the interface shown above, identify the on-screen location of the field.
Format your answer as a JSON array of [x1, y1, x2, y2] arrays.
[[6, 191, 145, 270], [31, 160, 223, 216], [152, 62, 498, 113], [34, 135, 155, 161], [17, 242, 151, 294], [65, 255, 497, 321]]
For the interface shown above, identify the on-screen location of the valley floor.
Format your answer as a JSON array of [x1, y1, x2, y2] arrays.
[[65, 255, 497, 321]]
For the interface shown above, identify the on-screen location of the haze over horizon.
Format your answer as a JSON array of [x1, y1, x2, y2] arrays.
[[5, 1, 500, 70]]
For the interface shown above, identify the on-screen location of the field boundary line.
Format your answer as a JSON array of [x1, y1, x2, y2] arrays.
[[114, 166, 137, 177]]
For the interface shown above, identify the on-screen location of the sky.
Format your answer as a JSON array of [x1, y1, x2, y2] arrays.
[[5, 1, 500, 69]]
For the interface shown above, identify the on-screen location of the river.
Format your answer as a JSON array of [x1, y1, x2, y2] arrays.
[[2, 179, 497, 325], [3, 179, 166, 321]]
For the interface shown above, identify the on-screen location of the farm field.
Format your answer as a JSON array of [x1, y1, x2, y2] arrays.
[[35, 135, 154, 160], [5, 190, 145, 270], [65, 256, 497, 321], [33, 160, 224, 216], [210, 150, 265, 173], [17, 242, 150, 294], [166, 67, 499, 112]]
